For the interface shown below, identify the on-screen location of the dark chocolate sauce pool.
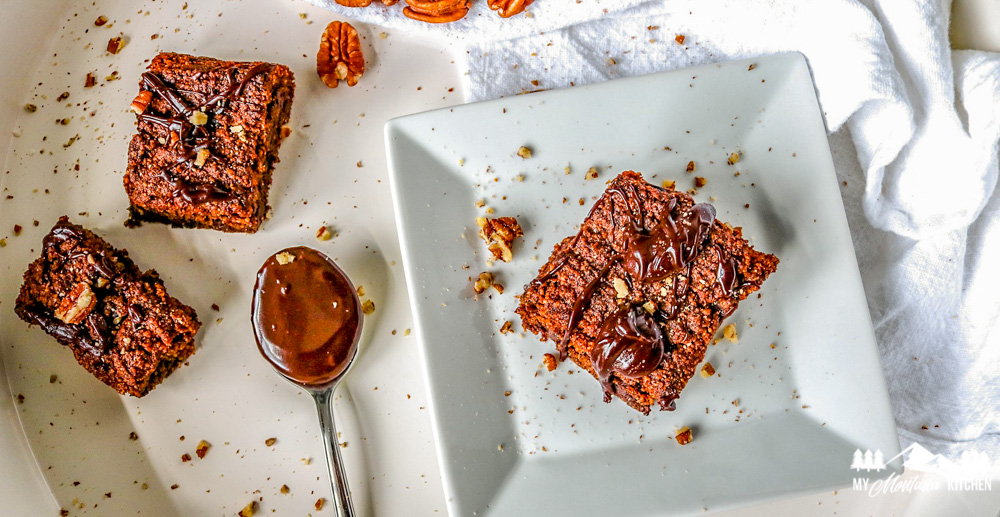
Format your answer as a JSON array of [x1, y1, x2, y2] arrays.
[[251, 247, 362, 387], [544, 184, 743, 404]]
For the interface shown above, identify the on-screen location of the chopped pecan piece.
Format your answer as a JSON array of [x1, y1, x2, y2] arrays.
[[335, 0, 373, 5], [195, 440, 211, 459], [542, 353, 557, 371], [403, 0, 470, 23], [130, 91, 152, 115], [107, 36, 125, 54], [723, 323, 738, 342], [489, 0, 534, 18], [54, 283, 96, 325], [473, 272, 495, 294], [675, 426, 693, 445], [238, 502, 257, 517], [476, 216, 523, 262], [317, 21, 364, 88]]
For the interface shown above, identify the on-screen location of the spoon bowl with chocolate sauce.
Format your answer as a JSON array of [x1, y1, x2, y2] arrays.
[[251, 246, 362, 517]]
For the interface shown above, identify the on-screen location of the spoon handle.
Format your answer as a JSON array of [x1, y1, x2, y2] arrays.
[[312, 389, 355, 517]]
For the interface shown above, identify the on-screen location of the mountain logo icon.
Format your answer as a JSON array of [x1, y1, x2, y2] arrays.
[[853, 442, 998, 474]]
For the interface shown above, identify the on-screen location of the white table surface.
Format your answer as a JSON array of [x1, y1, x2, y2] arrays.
[[1, 1, 998, 516]]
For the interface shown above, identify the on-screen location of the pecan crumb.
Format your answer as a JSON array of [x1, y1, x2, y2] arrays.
[[24, 103, 37, 113], [723, 323, 738, 342], [473, 272, 495, 294], [316, 225, 333, 241], [585, 167, 599, 180], [700, 362, 716, 378], [613, 277, 628, 299], [188, 110, 208, 126], [238, 501, 257, 517], [196, 440, 210, 459], [727, 152, 741, 165], [675, 34, 686, 45], [193, 148, 210, 168], [107, 36, 125, 54], [264, 437, 277, 447], [685, 161, 696, 173], [181, 453, 191, 462], [85, 73, 97, 88], [94, 15, 108, 26], [280, 484, 290, 494], [499, 321, 513, 334], [315, 498, 326, 511], [662, 179, 676, 189], [516, 145, 532, 159], [275, 251, 295, 265], [694, 176, 707, 188], [361, 299, 375, 315], [542, 353, 557, 372], [675, 426, 693, 445]]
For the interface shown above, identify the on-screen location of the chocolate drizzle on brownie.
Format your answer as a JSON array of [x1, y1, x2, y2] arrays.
[[20, 308, 108, 356], [44, 219, 118, 279], [551, 185, 733, 402], [135, 63, 275, 203], [591, 306, 664, 402]]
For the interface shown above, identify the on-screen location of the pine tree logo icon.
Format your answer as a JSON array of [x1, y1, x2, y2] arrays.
[[852, 449, 887, 472]]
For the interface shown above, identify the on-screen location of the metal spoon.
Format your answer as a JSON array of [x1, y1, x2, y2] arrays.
[[251, 246, 363, 517]]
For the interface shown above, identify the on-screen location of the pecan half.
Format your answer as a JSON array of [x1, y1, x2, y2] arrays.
[[317, 21, 364, 88], [488, 0, 533, 18], [403, 0, 470, 23], [477, 216, 523, 262]]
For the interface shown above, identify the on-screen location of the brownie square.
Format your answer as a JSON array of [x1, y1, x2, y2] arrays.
[[516, 171, 779, 414], [14, 217, 201, 397], [124, 52, 295, 233]]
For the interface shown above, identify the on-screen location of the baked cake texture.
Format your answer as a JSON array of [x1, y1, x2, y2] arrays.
[[124, 52, 295, 233], [14, 217, 201, 397], [516, 171, 778, 413]]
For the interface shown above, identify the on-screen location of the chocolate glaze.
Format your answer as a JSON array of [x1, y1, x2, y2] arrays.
[[591, 306, 665, 400], [552, 186, 730, 403], [21, 307, 106, 356], [44, 219, 118, 279], [251, 247, 362, 387], [135, 63, 273, 204], [156, 169, 233, 205], [713, 245, 738, 296]]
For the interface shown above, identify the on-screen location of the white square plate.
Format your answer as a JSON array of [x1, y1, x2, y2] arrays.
[[385, 53, 900, 516]]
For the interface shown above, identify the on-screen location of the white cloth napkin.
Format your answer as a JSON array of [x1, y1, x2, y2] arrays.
[[309, 0, 1000, 459]]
